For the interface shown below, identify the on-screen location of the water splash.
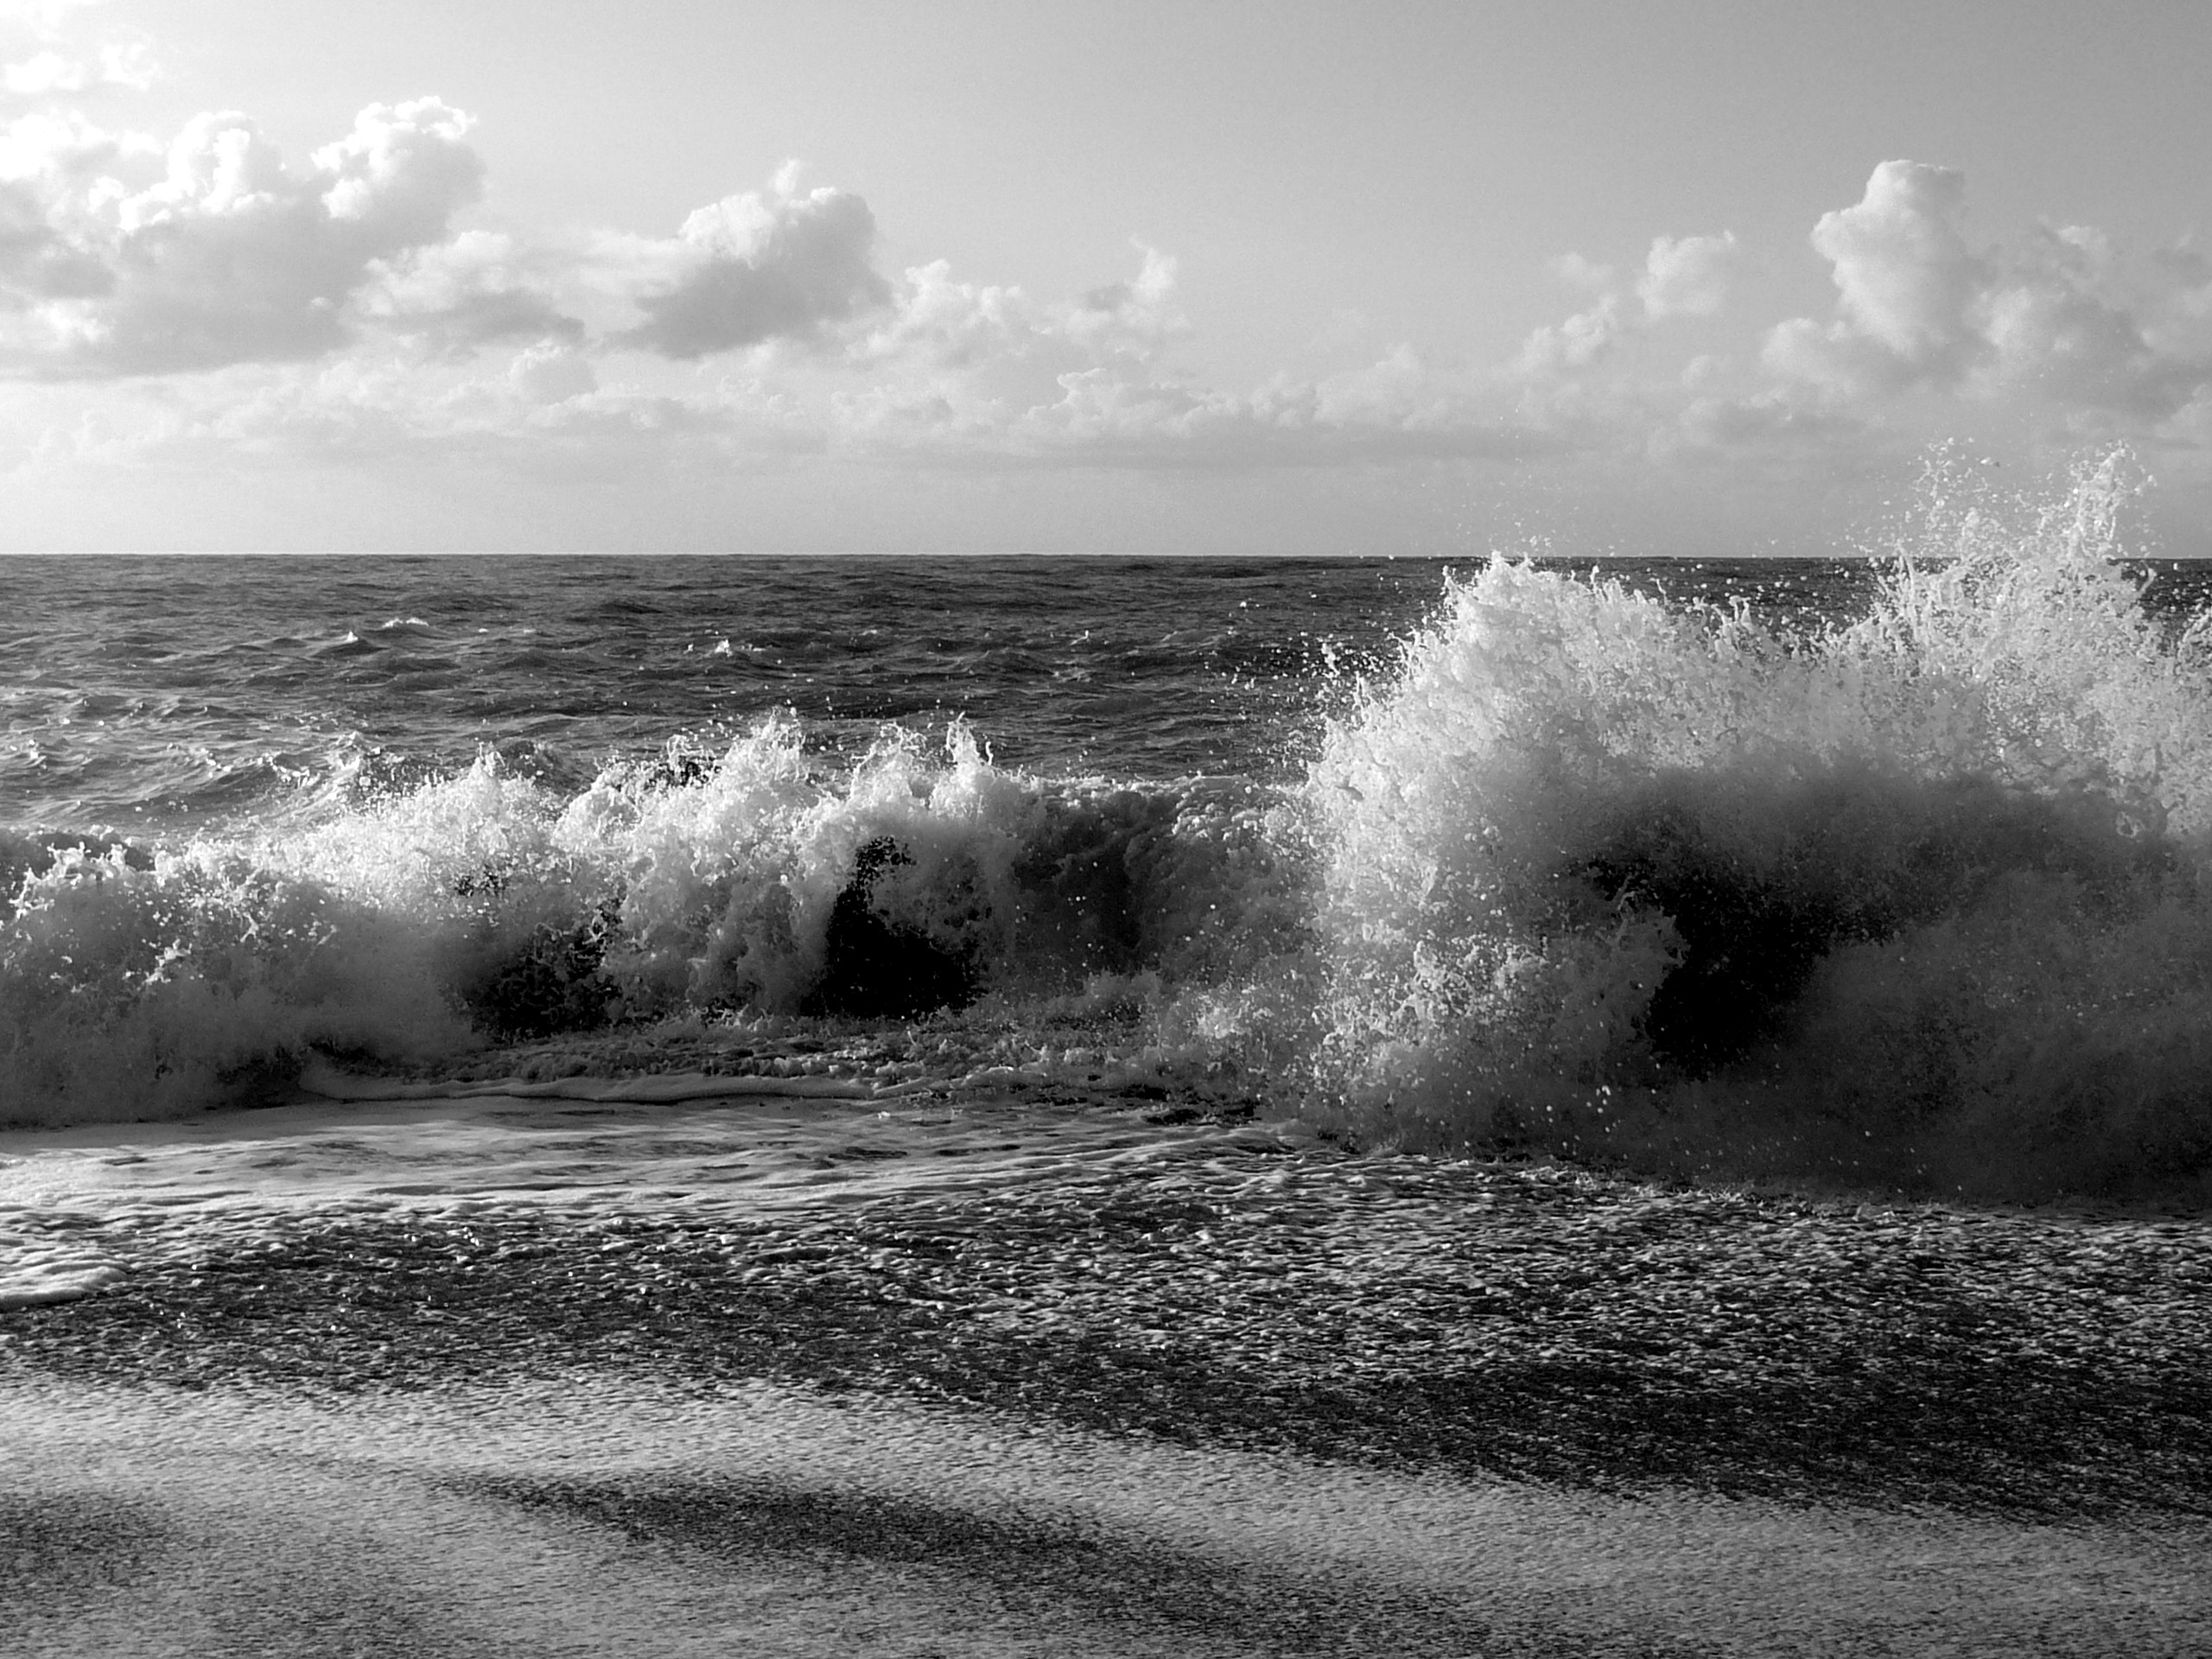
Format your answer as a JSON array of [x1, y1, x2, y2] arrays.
[[1, 717, 1301, 1126], [1301, 449, 2212, 1200]]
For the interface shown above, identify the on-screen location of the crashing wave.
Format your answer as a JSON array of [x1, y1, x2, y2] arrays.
[[7, 450, 2211, 1205], [1301, 450, 2212, 1200]]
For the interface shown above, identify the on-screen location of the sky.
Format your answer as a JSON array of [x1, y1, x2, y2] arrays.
[[0, 0, 2208, 554]]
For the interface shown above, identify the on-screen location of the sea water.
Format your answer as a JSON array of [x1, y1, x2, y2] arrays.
[[6, 448, 2212, 1207]]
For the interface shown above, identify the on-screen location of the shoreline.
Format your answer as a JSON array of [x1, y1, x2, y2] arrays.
[[4, 1083, 2208, 1518], [6, 1079, 2212, 1653]]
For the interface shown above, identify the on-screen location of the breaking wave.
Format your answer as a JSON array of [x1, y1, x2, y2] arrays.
[[6, 450, 2211, 1204], [1305, 450, 2212, 1201], [1, 719, 1306, 1127]]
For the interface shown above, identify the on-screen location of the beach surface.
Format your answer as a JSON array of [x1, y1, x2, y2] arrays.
[[5, 1076, 2210, 1656]]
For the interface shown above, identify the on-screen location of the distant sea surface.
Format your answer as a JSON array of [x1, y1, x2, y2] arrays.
[[0, 553, 1885, 832]]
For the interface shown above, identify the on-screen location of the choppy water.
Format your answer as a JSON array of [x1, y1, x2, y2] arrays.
[[7, 453, 2212, 1207]]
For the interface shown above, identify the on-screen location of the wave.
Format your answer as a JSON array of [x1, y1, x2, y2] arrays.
[[1302, 449, 2212, 1202], [0, 718, 1303, 1129], [7, 450, 2212, 1205]]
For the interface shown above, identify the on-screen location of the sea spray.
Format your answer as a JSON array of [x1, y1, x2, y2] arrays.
[[1301, 450, 2212, 1198], [0, 842, 469, 1121], [0, 716, 1306, 1126]]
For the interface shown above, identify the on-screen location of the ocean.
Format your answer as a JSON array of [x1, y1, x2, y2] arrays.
[[5, 460, 2212, 1653], [9, 457, 2212, 1205]]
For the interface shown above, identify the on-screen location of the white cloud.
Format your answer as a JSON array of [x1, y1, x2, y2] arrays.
[[358, 229, 581, 356], [1637, 231, 1737, 319], [1070, 242, 1182, 346], [610, 164, 891, 359], [0, 98, 485, 375], [4, 38, 153, 94], [1764, 160, 2212, 426], [506, 339, 594, 404], [1817, 161, 1982, 364], [1973, 221, 2208, 420], [1516, 294, 1624, 377], [5, 92, 2202, 509], [1517, 230, 1736, 380], [1761, 162, 1986, 396]]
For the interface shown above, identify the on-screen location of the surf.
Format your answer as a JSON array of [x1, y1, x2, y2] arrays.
[[1302, 449, 2212, 1202], [6, 451, 2211, 1205]]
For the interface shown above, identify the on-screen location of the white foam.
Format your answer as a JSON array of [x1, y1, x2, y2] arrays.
[[0, 1227, 124, 1309], [0, 1082, 1313, 1306], [1296, 452, 2212, 1199]]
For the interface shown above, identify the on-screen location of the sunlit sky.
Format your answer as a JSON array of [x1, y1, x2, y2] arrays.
[[1, 0, 2209, 553]]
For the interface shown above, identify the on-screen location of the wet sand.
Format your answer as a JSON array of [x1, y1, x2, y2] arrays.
[[11, 1374, 2210, 1658], [5, 1081, 2211, 1655]]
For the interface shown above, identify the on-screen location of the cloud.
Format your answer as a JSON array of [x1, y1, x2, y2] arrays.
[[1517, 229, 1738, 378], [1516, 295, 1624, 377], [1637, 231, 1738, 319], [1818, 161, 1982, 364], [358, 229, 581, 356], [807, 243, 1546, 467], [1974, 222, 2209, 420], [0, 97, 486, 376], [1762, 162, 1985, 396], [1667, 387, 1869, 455], [1764, 161, 2212, 423], [611, 164, 891, 359], [506, 339, 595, 404], [830, 333, 1549, 470], [4, 38, 154, 94]]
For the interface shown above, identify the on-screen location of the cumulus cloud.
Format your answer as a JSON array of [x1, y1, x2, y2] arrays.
[[1075, 243, 1179, 328], [0, 97, 486, 375], [1637, 230, 1737, 319], [1516, 294, 1623, 377], [1974, 221, 2209, 420], [1517, 229, 1738, 379], [612, 164, 891, 359], [14, 90, 2203, 498], [1764, 160, 2212, 423], [1818, 161, 1982, 364], [506, 339, 595, 404], [830, 325, 1544, 469], [858, 242, 1181, 367], [1762, 162, 1985, 394], [358, 229, 581, 356]]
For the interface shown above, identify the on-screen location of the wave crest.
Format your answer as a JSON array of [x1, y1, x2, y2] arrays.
[[1302, 451, 2212, 1200]]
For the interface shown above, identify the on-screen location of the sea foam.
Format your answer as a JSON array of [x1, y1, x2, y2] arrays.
[[1303, 451, 2212, 1199], [1, 715, 1300, 1127]]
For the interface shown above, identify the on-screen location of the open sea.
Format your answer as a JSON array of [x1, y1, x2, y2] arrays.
[[6, 463, 2212, 1653]]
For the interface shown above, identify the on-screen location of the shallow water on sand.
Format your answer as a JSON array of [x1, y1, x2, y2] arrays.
[[6, 1056, 2210, 1653], [5, 1081, 2209, 1514]]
